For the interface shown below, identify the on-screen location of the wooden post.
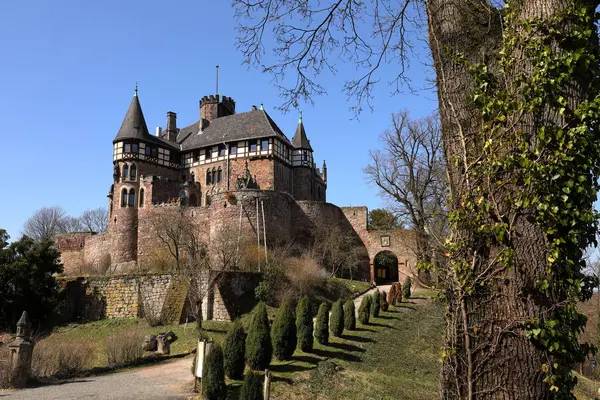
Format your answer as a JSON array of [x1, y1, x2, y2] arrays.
[[263, 369, 271, 400], [261, 200, 268, 263], [256, 197, 261, 272]]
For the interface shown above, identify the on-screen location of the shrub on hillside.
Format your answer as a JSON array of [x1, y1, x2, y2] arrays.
[[343, 299, 356, 331], [315, 303, 330, 345], [104, 329, 145, 367], [380, 290, 389, 312], [403, 277, 412, 300], [371, 291, 381, 318], [246, 302, 272, 370], [388, 284, 399, 305], [330, 300, 344, 337], [358, 295, 371, 325], [296, 296, 314, 352], [283, 256, 326, 296], [32, 337, 95, 378], [272, 298, 297, 361], [202, 343, 227, 400], [224, 320, 246, 380], [0, 345, 10, 388], [240, 370, 264, 400]]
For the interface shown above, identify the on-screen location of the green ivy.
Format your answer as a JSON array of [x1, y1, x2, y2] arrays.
[[446, 2, 600, 396]]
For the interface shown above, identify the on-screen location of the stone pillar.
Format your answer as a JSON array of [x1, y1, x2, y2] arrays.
[[8, 311, 34, 388]]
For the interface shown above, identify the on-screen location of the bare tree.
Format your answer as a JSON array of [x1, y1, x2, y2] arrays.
[[23, 206, 70, 240], [364, 111, 446, 280], [79, 208, 108, 233], [235, 1, 600, 397], [310, 216, 361, 278]]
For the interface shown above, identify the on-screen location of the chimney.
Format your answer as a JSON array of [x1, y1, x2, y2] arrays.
[[165, 111, 177, 142], [155, 127, 162, 137], [252, 105, 257, 110]]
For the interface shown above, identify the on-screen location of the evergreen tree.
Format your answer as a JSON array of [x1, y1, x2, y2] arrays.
[[202, 343, 227, 400], [380, 290, 389, 312], [343, 299, 356, 330], [223, 320, 246, 380], [239, 370, 264, 400], [358, 295, 371, 325], [245, 302, 272, 370], [403, 277, 412, 300], [330, 300, 344, 337], [388, 284, 399, 306], [314, 303, 329, 345], [371, 291, 381, 318], [296, 296, 314, 352], [271, 298, 297, 361]]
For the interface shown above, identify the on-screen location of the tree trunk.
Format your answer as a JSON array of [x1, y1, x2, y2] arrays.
[[426, 0, 595, 398]]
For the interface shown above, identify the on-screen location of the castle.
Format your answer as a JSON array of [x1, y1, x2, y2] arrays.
[[56, 89, 418, 284]]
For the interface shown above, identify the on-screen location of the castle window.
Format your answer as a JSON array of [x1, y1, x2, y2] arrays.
[[218, 144, 226, 156], [193, 150, 200, 162], [145, 146, 152, 156], [211, 168, 217, 184], [206, 192, 211, 207], [123, 164, 129, 181], [129, 164, 137, 181], [124, 143, 131, 153], [128, 188, 135, 207], [132, 143, 139, 153], [261, 139, 269, 151], [206, 169, 212, 185], [230, 144, 237, 155], [250, 140, 258, 152], [121, 188, 128, 207], [139, 189, 145, 207], [205, 148, 212, 159], [151, 147, 158, 158], [189, 193, 198, 207], [217, 167, 222, 183]]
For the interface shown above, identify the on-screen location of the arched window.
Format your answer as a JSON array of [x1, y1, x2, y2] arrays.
[[206, 169, 212, 185], [217, 167, 222, 183], [212, 168, 217, 184], [128, 188, 135, 207], [139, 188, 145, 208], [130, 164, 137, 181], [121, 188, 128, 207], [189, 193, 197, 206], [206, 192, 211, 207], [123, 164, 129, 182]]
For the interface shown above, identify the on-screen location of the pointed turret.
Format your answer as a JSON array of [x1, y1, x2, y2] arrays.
[[292, 112, 313, 151], [113, 91, 151, 142]]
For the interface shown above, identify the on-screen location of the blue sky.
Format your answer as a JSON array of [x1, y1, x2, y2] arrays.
[[0, 1, 436, 241]]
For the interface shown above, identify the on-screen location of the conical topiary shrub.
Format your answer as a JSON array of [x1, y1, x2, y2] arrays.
[[296, 296, 314, 352], [239, 370, 264, 400], [388, 284, 398, 306], [202, 343, 227, 400], [272, 298, 297, 361], [330, 300, 345, 337], [246, 302, 272, 371], [403, 277, 412, 300], [343, 299, 356, 330], [380, 290, 389, 312], [358, 295, 371, 325], [371, 291, 381, 318], [314, 303, 329, 345], [223, 319, 246, 380]]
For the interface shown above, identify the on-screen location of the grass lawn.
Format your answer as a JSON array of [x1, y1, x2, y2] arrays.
[[224, 298, 444, 400]]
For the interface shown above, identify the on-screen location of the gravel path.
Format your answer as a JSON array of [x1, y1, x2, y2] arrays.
[[0, 356, 195, 400]]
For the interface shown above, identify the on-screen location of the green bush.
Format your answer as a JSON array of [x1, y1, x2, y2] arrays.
[[315, 303, 330, 345], [371, 291, 381, 318], [240, 370, 264, 400], [202, 343, 227, 400], [224, 320, 246, 380], [403, 277, 412, 300], [272, 298, 297, 361], [296, 296, 314, 352], [246, 302, 272, 370], [343, 299, 356, 330], [358, 295, 371, 325], [330, 300, 344, 337], [380, 290, 389, 312], [388, 284, 399, 305]]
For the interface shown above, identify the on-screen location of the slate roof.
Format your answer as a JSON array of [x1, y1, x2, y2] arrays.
[[113, 95, 177, 149], [177, 109, 292, 151], [292, 119, 312, 150]]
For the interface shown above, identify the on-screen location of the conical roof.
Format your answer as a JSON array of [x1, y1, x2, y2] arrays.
[[292, 116, 312, 150], [113, 94, 151, 142]]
